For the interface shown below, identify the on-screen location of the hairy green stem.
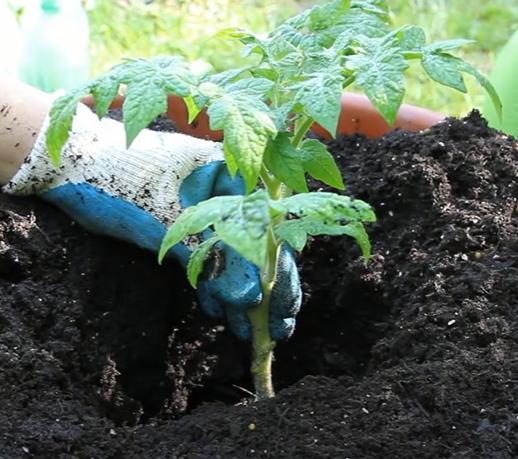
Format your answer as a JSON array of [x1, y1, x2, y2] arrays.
[[292, 116, 315, 149], [246, 220, 280, 400]]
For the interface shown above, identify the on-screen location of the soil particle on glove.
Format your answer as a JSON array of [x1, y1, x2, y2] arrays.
[[1, 110, 518, 458]]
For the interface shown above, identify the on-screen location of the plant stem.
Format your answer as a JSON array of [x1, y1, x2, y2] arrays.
[[246, 226, 280, 400], [292, 116, 315, 149]]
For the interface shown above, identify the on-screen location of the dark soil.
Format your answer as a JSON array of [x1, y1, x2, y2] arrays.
[[1, 110, 518, 458]]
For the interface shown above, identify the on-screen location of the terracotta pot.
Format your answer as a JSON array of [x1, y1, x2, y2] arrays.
[[82, 92, 445, 140]]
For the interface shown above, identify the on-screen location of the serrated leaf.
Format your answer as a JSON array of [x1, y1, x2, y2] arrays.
[[283, 192, 376, 223], [459, 62, 502, 120], [274, 221, 308, 251], [207, 94, 277, 192], [47, 88, 90, 166], [395, 25, 426, 52], [275, 218, 370, 257], [250, 67, 278, 82], [226, 78, 275, 97], [421, 52, 467, 93], [427, 38, 476, 52], [210, 67, 249, 87], [158, 195, 242, 263], [270, 102, 296, 130], [338, 1, 391, 39], [338, 220, 372, 262], [291, 67, 345, 136], [347, 36, 408, 125], [264, 132, 308, 193], [90, 74, 121, 119], [187, 234, 220, 287], [216, 190, 271, 271], [265, 35, 301, 63], [299, 139, 344, 190], [122, 83, 169, 146], [214, 27, 267, 57], [308, 0, 352, 32], [210, 26, 249, 41], [112, 57, 196, 146], [420, 47, 501, 119], [271, 24, 322, 54], [276, 192, 375, 260]]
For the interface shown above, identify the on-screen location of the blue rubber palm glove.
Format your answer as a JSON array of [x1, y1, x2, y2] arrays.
[[2, 103, 302, 340]]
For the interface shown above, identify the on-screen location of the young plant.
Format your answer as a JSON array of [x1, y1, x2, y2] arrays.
[[47, 0, 501, 400]]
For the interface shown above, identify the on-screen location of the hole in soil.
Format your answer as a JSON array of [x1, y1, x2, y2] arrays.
[[0, 249, 27, 283], [185, 276, 391, 414], [85, 236, 391, 424], [274, 280, 391, 387]]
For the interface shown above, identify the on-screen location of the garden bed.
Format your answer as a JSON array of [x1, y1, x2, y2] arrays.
[[1, 111, 517, 458]]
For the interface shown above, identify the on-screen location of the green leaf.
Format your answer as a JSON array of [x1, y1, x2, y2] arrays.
[[283, 192, 376, 223], [264, 132, 308, 193], [270, 24, 322, 54], [299, 139, 344, 190], [274, 220, 308, 251], [250, 67, 278, 82], [47, 87, 90, 167], [290, 66, 345, 136], [427, 38, 476, 52], [275, 218, 371, 259], [159, 192, 273, 272], [264, 35, 301, 67], [210, 67, 250, 87], [187, 234, 220, 287], [395, 25, 426, 52], [216, 190, 271, 271], [338, 1, 391, 39], [184, 95, 203, 124], [460, 62, 502, 120], [226, 78, 274, 97], [207, 94, 277, 192], [90, 74, 121, 119], [276, 192, 376, 260], [308, 0, 352, 32], [420, 49, 501, 120], [347, 35, 408, 125], [421, 52, 468, 93], [114, 57, 196, 146], [159, 195, 242, 262], [339, 220, 372, 262]]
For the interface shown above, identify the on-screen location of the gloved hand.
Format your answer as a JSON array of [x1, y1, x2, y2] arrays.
[[1, 103, 302, 340]]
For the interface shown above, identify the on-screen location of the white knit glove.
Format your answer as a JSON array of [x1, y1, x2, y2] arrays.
[[3, 102, 225, 228], [1, 103, 302, 341]]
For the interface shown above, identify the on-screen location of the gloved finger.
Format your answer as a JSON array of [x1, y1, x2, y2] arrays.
[[203, 243, 262, 310], [268, 244, 302, 341], [200, 243, 302, 341], [225, 306, 253, 341], [196, 279, 225, 318]]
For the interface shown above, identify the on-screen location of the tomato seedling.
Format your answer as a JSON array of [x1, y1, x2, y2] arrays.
[[47, 0, 501, 400]]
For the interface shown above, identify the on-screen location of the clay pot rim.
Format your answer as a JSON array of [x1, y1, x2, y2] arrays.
[[82, 92, 445, 141]]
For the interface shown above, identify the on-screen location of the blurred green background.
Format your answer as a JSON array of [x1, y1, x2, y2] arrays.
[[86, 0, 518, 117]]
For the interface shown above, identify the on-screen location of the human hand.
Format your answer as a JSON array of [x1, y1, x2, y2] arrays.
[[1, 103, 302, 340]]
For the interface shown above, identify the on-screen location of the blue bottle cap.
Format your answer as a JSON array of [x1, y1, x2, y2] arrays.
[[41, 0, 61, 13]]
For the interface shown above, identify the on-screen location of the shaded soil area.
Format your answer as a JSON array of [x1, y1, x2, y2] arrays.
[[1, 111, 518, 458]]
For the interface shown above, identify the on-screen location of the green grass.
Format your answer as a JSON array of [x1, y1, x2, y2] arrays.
[[86, 0, 518, 117]]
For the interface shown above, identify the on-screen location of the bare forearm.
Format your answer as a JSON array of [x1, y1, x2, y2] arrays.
[[0, 77, 52, 185]]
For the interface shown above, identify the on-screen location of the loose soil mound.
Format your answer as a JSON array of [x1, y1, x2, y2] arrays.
[[1, 111, 517, 458]]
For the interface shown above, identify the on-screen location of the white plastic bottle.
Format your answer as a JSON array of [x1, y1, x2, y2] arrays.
[[18, 0, 90, 92], [0, 0, 22, 78]]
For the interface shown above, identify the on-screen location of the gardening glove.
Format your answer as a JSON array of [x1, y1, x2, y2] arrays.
[[1, 103, 302, 340]]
